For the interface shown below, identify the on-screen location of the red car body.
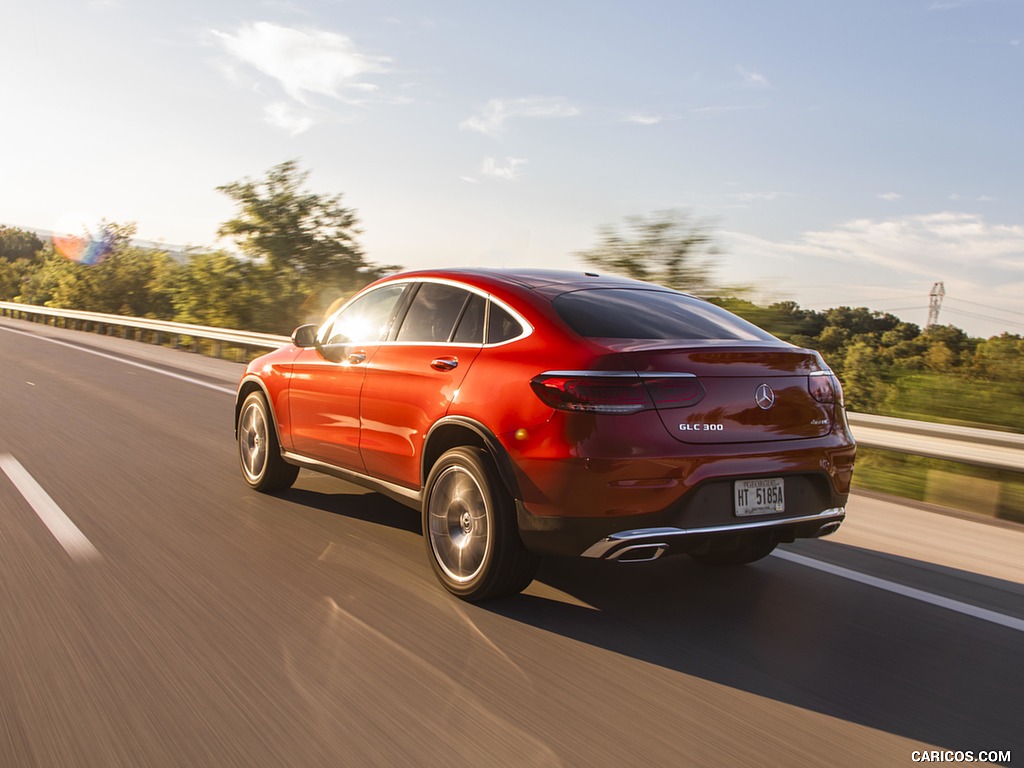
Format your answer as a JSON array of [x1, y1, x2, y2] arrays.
[[235, 269, 856, 600]]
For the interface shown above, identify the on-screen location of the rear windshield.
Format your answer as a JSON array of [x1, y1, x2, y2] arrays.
[[552, 288, 776, 341]]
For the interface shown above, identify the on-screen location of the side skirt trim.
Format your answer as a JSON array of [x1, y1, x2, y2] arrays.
[[281, 451, 422, 510]]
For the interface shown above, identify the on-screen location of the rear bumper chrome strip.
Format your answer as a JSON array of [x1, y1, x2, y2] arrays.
[[580, 508, 846, 559]]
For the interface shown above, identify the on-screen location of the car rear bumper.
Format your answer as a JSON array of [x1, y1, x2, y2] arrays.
[[578, 507, 845, 561], [515, 470, 849, 557]]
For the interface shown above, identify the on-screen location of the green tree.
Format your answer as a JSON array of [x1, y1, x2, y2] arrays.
[[973, 334, 1024, 382], [0, 257, 33, 300], [216, 160, 393, 328], [709, 298, 827, 341], [841, 340, 892, 411], [170, 251, 263, 331], [0, 226, 44, 262], [574, 209, 721, 294], [14, 223, 178, 318]]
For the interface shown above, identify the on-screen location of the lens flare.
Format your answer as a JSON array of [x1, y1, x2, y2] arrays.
[[52, 213, 116, 265]]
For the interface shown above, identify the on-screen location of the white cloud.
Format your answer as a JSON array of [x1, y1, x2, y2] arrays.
[[624, 114, 663, 125], [950, 192, 998, 202], [877, 192, 902, 201], [211, 22, 390, 105], [460, 97, 579, 138], [732, 191, 787, 202], [735, 65, 770, 88], [460, 176, 481, 184], [263, 102, 313, 135], [728, 212, 1024, 278], [481, 157, 527, 181]]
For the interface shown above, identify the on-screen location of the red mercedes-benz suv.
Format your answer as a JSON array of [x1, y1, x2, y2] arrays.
[[235, 269, 856, 600]]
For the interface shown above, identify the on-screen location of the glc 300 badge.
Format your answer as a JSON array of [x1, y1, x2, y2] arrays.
[[755, 383, 775, 410]]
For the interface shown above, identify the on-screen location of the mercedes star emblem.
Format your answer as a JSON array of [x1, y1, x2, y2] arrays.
[[755, 383, 775, 410]]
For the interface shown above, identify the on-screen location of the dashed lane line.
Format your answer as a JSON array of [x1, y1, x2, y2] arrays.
[[0, 454, 101, 562]]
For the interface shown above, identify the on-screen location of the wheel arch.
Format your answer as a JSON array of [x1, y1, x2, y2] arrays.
[[235, 375, 285, 447], [423, 417, 521, 502]]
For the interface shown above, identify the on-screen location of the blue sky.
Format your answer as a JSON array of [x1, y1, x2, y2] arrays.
[[2, 0, 1022, 336]]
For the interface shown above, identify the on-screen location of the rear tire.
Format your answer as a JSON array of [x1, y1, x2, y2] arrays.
[[689, 535, 777, 567], [423, 447, 538, 601], [238, 391, 299, 493]]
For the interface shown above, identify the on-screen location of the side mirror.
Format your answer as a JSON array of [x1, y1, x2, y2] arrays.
[[291, 324, 318, 348]]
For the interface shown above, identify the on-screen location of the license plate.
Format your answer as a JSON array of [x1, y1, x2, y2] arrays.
[[734, 478, 785, 516]]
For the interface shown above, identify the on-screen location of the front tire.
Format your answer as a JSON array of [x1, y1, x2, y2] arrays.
[[237, 391, 299, 492], [423, 447, 538, 601]]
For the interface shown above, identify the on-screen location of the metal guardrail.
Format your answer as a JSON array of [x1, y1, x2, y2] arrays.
[[847, 413, 1024, 472], [2, 300, 1023, 471], [0, 301, 289, 354]]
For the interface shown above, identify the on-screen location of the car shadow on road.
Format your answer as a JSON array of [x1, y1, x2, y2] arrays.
[[275, 476, 1021, 762], [488, 543, 1023, 761], [280, 486, 422, 535]]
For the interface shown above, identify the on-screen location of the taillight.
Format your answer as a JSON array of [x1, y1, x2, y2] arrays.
[[530, 373, 704, 414], [641, 376, 705, 408], [809, 371, 844, 405]]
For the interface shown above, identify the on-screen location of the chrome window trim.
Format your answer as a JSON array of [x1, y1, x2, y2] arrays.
[[316, 277, 533, 348]]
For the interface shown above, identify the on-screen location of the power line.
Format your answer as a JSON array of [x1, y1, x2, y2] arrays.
[[943, 297, 1024, 318], [941, 306, 1024, 329]]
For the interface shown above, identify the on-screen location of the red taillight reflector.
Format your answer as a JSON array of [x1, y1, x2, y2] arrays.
[[530, 373, 705, 414], [530, 375, 651, 414], [809, 372, 843, 405]]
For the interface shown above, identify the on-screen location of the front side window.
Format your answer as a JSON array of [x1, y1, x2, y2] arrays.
[[321, 284, 407, 344]]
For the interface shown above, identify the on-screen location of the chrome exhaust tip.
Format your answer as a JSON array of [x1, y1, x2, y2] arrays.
[[609, 543, 668, 563], [813, 521, 842, 538]]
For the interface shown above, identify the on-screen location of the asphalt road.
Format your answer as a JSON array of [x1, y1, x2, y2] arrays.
[[1, 316, 1021, 768]]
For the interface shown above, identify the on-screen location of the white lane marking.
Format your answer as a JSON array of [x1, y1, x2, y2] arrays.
[[773, 549, 1024, 633], [0, 454, 101, 562], [0, 325, 235, 395]]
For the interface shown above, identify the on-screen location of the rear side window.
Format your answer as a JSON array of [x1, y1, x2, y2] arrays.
[[452, 293, 486, 344], [396, 283, 472, 343], [552, 289, 776, 341], [486, 303, 522, 344]]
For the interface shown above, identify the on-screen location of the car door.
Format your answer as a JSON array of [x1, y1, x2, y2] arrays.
[[358, 282, 485, 488], [287, 283, 409, 470]]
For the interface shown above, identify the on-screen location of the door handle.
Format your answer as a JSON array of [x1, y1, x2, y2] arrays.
[[347, 350, 367, 364], [430, 356, 458, 372]]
